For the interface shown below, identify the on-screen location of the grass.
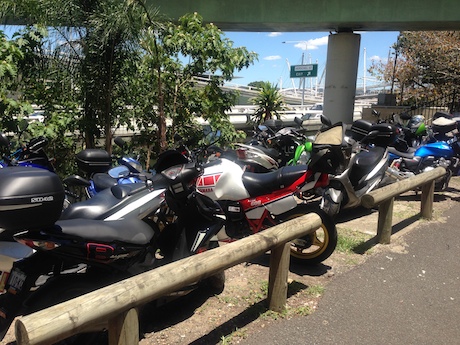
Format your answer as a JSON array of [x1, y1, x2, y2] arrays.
[[336, 227, 374, 254]]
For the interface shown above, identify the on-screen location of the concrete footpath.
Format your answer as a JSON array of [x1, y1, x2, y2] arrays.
[[242, 202, 460, 345]]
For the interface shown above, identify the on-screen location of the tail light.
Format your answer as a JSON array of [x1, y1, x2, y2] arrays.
[[15, 238, 60, 250]]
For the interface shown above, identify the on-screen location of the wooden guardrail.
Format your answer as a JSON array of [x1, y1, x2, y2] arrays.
[[14, 213, 323, 345], [361, 166, 446, 244]]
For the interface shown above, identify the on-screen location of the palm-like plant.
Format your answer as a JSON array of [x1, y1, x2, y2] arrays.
[[251, 81, 285, 124]]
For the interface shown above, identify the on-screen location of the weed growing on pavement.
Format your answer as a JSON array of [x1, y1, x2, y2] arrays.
[[220, 328, 248, 344], [304, 284, 325, 297]]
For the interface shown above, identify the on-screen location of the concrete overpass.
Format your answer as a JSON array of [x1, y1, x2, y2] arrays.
[[149, 0, 459, 32], [149, 0, 460, 124]]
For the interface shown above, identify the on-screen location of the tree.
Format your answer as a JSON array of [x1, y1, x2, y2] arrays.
[[1, 3, 257, 172], [1, 0, 159, 152], [134, 11, 257, 157], [0, 29, 33, 132], [248, 81, 265, 89], [369, 31, 460, 105], [250, 81, 285, 124]]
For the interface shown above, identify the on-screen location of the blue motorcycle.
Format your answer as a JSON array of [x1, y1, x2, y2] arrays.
[[387, 123, 460, 191], [0, 130, 55, 172], [63, 137, 147, 201]]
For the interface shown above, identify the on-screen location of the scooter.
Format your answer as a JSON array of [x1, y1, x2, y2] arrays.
[[0, 152, 221, 342], [318, 116, 400, 217]]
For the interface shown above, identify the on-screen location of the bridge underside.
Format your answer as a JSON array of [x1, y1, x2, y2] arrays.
[[149, 0, 460, 32]]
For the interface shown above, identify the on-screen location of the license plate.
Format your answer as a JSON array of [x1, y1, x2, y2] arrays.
[[7, 268, 26, 294], [0, 270, 9, 293]]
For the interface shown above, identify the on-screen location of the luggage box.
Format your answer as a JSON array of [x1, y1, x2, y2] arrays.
[[350, 119, 373, 142], [351, 120, 398, 147], [76, 149, 112, 174], [368, 123, 399, 147], [0, 167, 65, 235]]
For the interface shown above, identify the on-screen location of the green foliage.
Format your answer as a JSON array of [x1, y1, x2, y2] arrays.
[[250, 81, 285, 124], [0, 3, 257, 174], [0, 29, 34, 132], [136, 12, 256, 157]]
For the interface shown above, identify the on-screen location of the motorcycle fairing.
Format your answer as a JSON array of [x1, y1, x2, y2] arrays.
[[61, 183, 165, 221], [53, 218, 154, 245], [348, 147, 386, 188]]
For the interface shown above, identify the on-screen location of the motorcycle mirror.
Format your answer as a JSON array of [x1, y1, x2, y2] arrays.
[[174, 133, 183, 142], [294, 117, 304, 127], [114, 136, 126, 148], [18, 119, 29, 132], [0, 132, 10, 148], [108, 165, 130, 178], [320, 115, 332, 128]]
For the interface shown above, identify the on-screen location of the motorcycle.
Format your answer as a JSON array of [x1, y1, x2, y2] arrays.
[[0, 121, 55, 172], [386, 117, 460, 191], [0, 151, 223, 342], [193, 153, 336, 265], [319, 116, 400, 217], [64, 137, 147, 201], [219, 117, 314, 172]]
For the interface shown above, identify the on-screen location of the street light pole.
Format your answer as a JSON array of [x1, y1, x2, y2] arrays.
[[283, 40, 308, 106]]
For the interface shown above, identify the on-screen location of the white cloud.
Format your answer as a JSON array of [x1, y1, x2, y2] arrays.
[[264, 55, 282, 61], [292, 36, 329, 50], [369, 55, 388, 63], [268, 32, 282, 37]]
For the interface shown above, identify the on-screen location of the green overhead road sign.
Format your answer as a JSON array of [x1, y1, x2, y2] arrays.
[[290, 64, 318, 78]]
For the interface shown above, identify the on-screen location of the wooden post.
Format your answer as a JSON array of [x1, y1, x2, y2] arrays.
[[108, 308, 139, 345], [377, 197, 394, 244], [420, 180, 435, 219], [268, 243, 290, 312], [15, 213, 322, 345]]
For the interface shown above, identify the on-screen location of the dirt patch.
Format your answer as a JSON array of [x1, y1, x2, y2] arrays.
[[2, 178, 460, 345]]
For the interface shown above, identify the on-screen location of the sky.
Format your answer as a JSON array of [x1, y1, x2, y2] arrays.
[[2, 25, 399, 89], [224, 31, 400, 89]]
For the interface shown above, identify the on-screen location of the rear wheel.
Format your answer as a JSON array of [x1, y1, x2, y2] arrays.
[[276, 206, 337, 265]]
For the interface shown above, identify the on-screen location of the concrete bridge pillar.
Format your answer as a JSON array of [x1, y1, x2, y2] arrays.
[[323, 31, 361, 125]]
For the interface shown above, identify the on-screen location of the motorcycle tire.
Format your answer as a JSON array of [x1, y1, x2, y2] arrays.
[[275, 206, 337, 265]]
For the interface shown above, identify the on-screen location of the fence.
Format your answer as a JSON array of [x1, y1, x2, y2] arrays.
[[361, 166, 446, 244], [13, 167, 446, 344], [14, 213, 323, 345]]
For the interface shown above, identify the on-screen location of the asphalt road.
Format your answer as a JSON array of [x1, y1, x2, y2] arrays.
[[241, 203, 460, 345]]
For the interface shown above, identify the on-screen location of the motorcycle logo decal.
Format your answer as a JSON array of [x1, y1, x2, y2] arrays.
[[31, 195, 54, 203], [197, 173, 221, 193], [250, 199, 262, 207]]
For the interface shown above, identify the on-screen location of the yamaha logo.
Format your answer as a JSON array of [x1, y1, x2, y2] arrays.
[[31, 196, 54, 203]]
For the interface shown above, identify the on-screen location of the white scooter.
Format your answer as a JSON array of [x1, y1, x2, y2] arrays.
[[317, 116, 399, 217]]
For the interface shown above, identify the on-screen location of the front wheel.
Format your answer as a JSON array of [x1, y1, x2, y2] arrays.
[[276, 206, 337, 265]]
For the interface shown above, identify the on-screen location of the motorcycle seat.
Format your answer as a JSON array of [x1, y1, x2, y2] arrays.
[[54, 218, 154, 245], [242, 165, 307, 197], [61, 184, 148, 220], [93, 172, 118, 191]]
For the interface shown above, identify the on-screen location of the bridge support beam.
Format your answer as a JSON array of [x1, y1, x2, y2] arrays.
[[323, 31, 361, 125]]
